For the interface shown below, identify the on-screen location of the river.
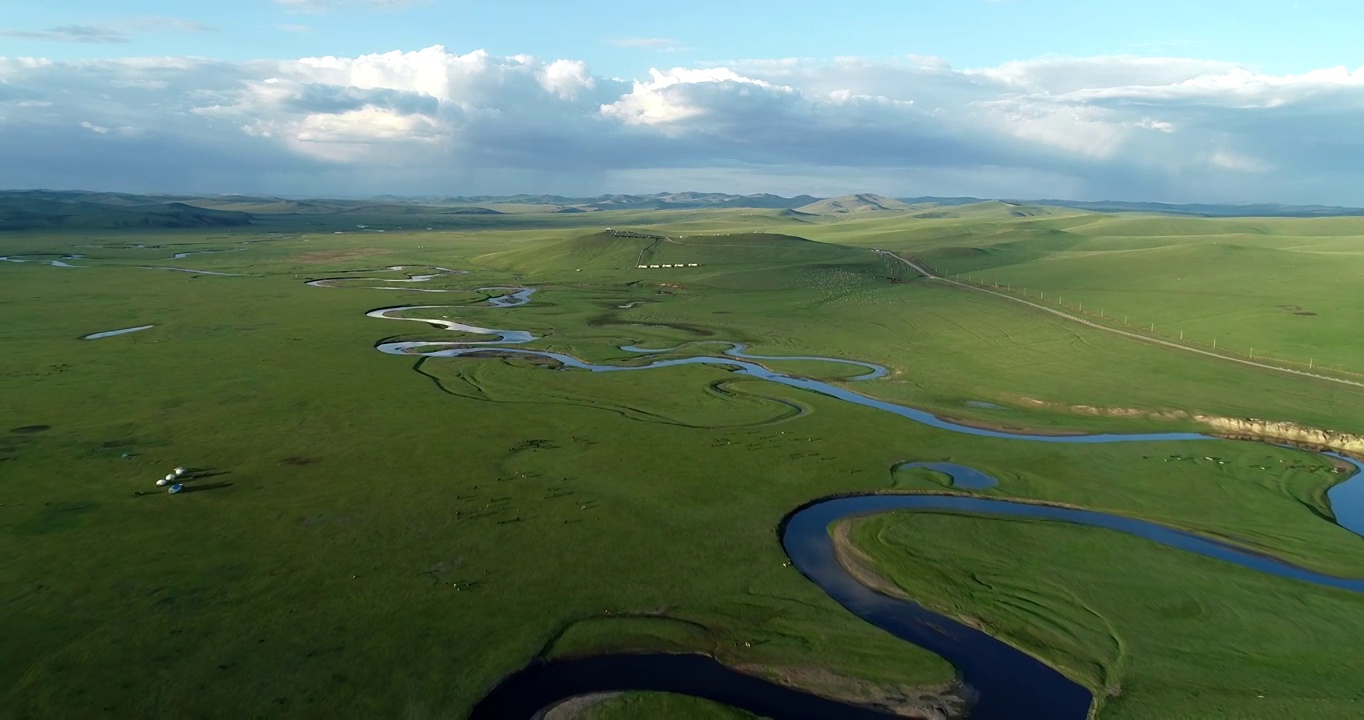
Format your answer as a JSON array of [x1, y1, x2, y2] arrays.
[[322, 275, 1364, 719]]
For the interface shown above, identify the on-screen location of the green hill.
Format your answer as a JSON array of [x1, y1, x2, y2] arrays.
[[912, 200, 1071, 220], [478, 229, 870, 278], [795, 193, 913, 215], [0, 197, 253, 230]]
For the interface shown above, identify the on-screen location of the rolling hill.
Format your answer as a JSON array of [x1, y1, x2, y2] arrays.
[[479, 229, 869, 277], [0, 197, 253, 230], [795, 194, 914, 215]]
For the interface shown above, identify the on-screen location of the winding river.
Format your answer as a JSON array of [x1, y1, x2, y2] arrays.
[[315, 273, 1364, 719]]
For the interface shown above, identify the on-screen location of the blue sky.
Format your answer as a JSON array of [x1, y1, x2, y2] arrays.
[[1, 1, 1362, 202], [5, 1, 1362, 76]]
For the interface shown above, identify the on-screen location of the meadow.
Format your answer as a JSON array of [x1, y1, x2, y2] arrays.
[[4, 200, 1364, 718]]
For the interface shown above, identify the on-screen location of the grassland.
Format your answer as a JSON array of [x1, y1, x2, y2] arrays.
[[3, 201, 1364, 719], [844, 512, 1364, 718], [797, 209, 1364, 375]]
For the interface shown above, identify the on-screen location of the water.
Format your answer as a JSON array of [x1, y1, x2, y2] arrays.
[[468, 654, 915, 720], [479, 287, 537, 307], [172, 248, 245, 259], [781, 460, 1364, 719], [383, 331, 1203, 445], [965, 400, 1004, 410], [355, 285, 1364, 718], [368, 305, 537, 346], [623, 341, 887, 380], [306, 266, 468, 290], [1325, 453, 1364, 537], [895, 461, 998, 489], [143, 267, 243, 277], [0, 254, 81, 266], [81, 325, 154, 340]]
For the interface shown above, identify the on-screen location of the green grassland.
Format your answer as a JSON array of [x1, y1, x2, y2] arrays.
[[845, 512, 1364, 718], [806, 211, 1364, 374], [3, 202, 1364, 718]]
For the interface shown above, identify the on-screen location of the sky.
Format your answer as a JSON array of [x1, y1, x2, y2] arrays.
[[1, 0, 1362, 203]]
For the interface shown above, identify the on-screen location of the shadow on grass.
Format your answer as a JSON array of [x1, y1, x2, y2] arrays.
[[1297, 497, 1338, 524], [179, 482, 233, 494], [183, 469, 231, 480]]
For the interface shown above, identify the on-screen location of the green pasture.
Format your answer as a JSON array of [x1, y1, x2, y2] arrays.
[[3, 205, 1364, 719], [844, 213, 1364, 374], [846, 512, 1364, 719]]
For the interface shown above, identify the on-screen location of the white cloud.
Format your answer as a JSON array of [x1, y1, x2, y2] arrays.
[[601, 67, 788, 126], [538, 59, 594, 100], [1209, 150, 1269, 173], [0, 47, 1361, 203]]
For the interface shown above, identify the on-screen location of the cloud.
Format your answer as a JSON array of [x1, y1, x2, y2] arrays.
[[0, 17, 213, 44], [1, 47, 1362, 203]]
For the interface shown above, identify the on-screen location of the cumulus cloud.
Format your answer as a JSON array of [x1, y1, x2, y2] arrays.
[[0, 46, 1362, 202]]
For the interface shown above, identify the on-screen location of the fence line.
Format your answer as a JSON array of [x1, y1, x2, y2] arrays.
[[897, 253, 1364, 383]]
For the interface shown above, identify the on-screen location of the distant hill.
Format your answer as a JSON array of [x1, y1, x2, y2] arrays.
[[895, 195, 1364, 218], [911, 200, 1068, 220], [1030, 199, 1364, 218], [3, 189, 1362, 221], [427, 192, 817, 212], [796, 193, 913, 215], [481, 229, 860, 275], [0, 195, 253, 230]]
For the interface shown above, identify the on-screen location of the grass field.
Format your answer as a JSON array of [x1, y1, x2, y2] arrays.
[[4, 202, 1364, 718], [845, 512, 1364, 718], [814, 211, 1364, 375]]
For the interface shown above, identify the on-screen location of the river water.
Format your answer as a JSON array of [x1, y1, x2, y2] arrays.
[[341, 280, 1364, 719]]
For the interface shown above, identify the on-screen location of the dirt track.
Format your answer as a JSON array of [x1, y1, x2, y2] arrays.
[[877, 249, 1364, 390]]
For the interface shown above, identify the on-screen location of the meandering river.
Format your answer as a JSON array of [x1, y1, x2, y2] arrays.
[[316, 273, 1364, 719]]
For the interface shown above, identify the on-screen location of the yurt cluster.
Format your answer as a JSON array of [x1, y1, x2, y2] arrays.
[[156, 466, 188, 493]]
